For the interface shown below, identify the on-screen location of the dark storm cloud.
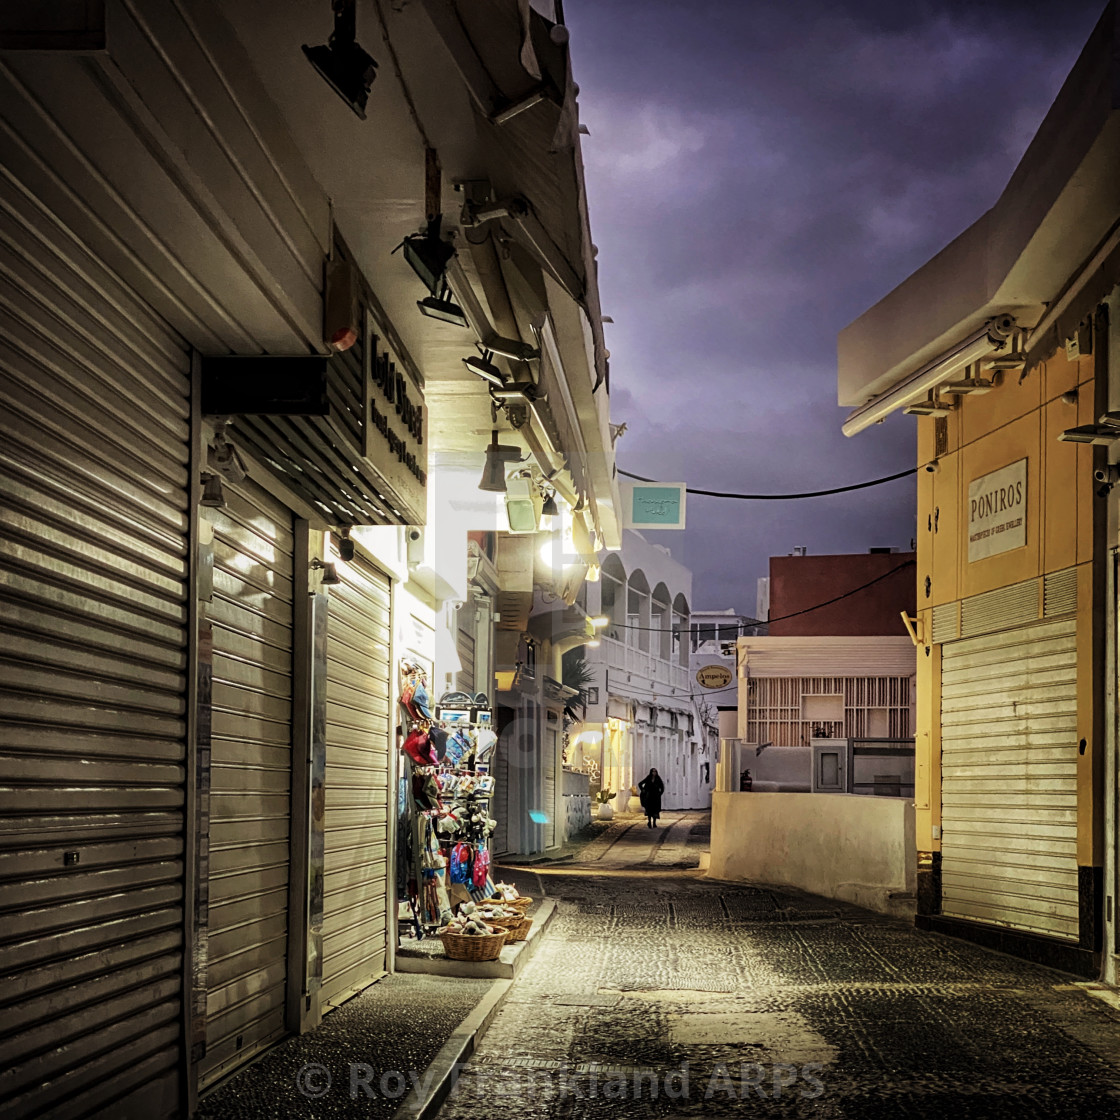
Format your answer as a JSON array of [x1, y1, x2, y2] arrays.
[[565, 0, 1106, 610]]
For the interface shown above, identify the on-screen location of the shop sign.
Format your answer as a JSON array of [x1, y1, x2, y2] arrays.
[[695, 664, 733, 690], [622, 482, 686, 529], [968, 458, 1027, 562], [363, 310, 427, 522]]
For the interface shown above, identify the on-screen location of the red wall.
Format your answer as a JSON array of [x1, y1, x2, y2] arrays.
[[768, 552, 916, 636]]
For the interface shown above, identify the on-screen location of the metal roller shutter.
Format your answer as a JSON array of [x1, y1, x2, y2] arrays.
[[321, 553, 392, 1010], [492, 732, 511, 858], [201, 479, 293, 1086], [456, 605, 476, 695], [544, 728, 558, 849], [0, 174, 190, 1116], [940, 617, 1079, 941]]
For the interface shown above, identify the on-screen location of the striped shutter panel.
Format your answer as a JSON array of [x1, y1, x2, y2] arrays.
[[200, 479, 294, 1086], [544, 729, 558, 849], [940, 618, 1079, 941], [491, 738, 511, 858], [0, 168, 191, 1116], [456, 603, 476, 696], [321, 553, 392, 1009]]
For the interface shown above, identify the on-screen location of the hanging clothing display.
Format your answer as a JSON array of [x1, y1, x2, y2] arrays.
[[396, 667, 501, 935]]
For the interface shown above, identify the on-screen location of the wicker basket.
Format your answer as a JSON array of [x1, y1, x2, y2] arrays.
[[480, 912, 523, 933], [506, 916, 533, 943], [439, 928, 508, 961], [490, 895, 532, 911]]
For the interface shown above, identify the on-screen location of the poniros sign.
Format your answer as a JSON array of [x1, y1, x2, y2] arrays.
[[695, 664, 733, 690]]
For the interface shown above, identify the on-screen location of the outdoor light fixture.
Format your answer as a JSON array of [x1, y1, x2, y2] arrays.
[[843, 315, 1015, 436], [463, 353, 507, 387], [311, 557, 342, 585], [397, 217, 472, 328], [402, 220, 456, 297], [478, 430, 521, 492], [504, 474, 542, 533], [417, 296, 469, 328], [338, 528, 355, 563], [942, 377, 994, 395], [200, 473, 226, 508], [302, 0, 379, 120], [1058, 412, 1120, 444], [902, 397, 954, 417], [589, 615, 609, 628], [586, 638, 601, 648]]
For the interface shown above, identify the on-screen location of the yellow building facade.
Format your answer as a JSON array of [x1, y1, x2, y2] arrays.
[[910, 311, 1110, 973], [840, 4, 1120, 975]]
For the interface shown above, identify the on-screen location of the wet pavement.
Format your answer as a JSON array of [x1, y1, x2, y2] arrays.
[[439, 810, 1120, 1119]]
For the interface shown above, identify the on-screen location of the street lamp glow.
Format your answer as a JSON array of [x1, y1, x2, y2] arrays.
[[586, 638, 601, 648], [589, 615, 609, 627]]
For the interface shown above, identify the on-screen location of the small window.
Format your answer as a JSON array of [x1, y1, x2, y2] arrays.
[[801, 694, 843, 721]]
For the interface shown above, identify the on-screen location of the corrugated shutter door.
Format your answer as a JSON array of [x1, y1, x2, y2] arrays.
[[544, 729, 558, 849], [0, 174, 190, 1115], [456, 609, 476, 695], [321, 553, 392, 1009], [940, 618, 1079, 941], [201, 479, 293, 1086], [492, 742, 511, 858]]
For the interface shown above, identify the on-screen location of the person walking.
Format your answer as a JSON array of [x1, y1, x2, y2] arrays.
[[638, 767, 665, 828]]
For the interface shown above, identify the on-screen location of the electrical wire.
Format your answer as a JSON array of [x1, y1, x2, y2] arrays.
[[618, 465, 917, 500], [597, 558, 915, 636]]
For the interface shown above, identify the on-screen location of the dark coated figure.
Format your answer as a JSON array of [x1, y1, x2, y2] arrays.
[[638, 767, 665, 828]]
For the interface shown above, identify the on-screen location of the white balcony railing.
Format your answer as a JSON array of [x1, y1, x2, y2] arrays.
[[600, 636, 691, 695]]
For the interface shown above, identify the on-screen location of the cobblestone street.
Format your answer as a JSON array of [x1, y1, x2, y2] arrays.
[[439, 811, 1120, 1119]]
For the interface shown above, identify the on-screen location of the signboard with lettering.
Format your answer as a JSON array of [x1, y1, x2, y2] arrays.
[[696, 664, 734, 690], [363, 309, 427, 524], [622, 482, 686, 530], [968, 458, 1027, 562]]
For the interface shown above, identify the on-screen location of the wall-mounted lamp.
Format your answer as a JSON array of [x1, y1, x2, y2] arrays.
[[903, 396, 954, 417], [417, 296, 468, 328], [200, 473, 226, 508], [463, 353, 506, 387], [505, 474, 542, 533], [302, 0, 378, 120], [1058, 412, 1120, 445], [311, 557, 342, 585], [943, 377, 994, 395], [478, 430, 521, 493], [589, 615, 609, 628]]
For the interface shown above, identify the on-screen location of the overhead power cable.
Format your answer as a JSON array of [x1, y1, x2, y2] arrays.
[[600, 559, 916, 636], [618, 465, 917, 500]]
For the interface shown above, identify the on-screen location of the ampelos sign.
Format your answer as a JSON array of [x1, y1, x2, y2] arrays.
[[968, 458, 1027, 562], [695, 664, 733, 690]]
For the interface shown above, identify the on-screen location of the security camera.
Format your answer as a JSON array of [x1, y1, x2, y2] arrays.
[[1093, 464, 1120, 486], [924, 459, 940, 474]]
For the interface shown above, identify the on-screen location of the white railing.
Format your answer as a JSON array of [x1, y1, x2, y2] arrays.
[[601, 636, 692, 694]]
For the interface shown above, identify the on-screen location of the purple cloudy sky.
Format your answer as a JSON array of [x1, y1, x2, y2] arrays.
[[565, 0, 1105, 616]]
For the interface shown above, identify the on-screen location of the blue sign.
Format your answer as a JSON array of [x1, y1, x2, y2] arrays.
[[623, 482, 686, 529]]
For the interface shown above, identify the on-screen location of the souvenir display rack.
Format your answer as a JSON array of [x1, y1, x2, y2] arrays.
[[396, 663, 500, 938]]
